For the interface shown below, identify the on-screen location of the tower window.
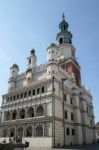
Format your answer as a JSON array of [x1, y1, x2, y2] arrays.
[[64, 25, 66, 31], [59, 38, 63, 44], [29, 59, 31, 64]]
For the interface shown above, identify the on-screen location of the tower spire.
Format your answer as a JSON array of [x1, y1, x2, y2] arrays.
[[56, 13, 72, 44], [62, 12, 65, 20]]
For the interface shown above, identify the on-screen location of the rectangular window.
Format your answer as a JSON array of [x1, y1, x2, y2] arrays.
[[71, 112, 74, 121], [65, 111, 68, 119], [70, 97, 72, 104], [64, 95, 66, 101], [66, 127, 70, 135], [47, 84, 52, 92], [72, 129, 75, 135]]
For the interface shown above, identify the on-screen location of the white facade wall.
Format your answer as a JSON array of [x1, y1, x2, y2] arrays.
[[55, 120, 64, 146]]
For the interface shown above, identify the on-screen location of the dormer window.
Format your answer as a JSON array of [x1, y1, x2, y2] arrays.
[[64, 25, 66, 31]]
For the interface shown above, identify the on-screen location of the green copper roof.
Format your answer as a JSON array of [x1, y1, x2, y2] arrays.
[[47, 43, 57, 49], [10, 64, 19, 71]]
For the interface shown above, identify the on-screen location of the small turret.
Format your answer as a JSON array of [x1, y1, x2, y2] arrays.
[[27, 49, 37, 69], [10, 64, 19, 78], [47, 43, 58, 78], [8, 64, 19, 91], [47, 43, 58, 62]]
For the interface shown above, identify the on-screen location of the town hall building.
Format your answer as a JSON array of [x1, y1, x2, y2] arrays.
[[0, 14, 96, 148]]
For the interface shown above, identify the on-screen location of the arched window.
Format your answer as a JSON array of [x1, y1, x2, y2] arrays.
[[5, 112, 10, 121], [28, 91, 31, 97], [17, 94, 19, 100], [24, 92, 27, 98], [18, 126, 24, 137], [13, 96, 16, 101], [10, 127, 15, 137], [37, 88, 40, 94], [36, 105, 44, 117], [26, 126, 32, 137], [20, 93, 23, 99], [59, 37, 63, 44], [32, 89, 35, 96], [7, 97, 9, 103], [10, 96, 12, 101], [36, 124, 43, 136], [41, 86, 44, 93], [19, 109, 25, 119], [27, 107, 34, 118], [12, 111, 17, 120]]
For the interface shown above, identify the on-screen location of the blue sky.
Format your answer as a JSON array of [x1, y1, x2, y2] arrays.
[[0, 0, 99, 122]]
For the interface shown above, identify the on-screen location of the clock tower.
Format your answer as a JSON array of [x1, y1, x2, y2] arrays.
[[57, 14, 81, 86]]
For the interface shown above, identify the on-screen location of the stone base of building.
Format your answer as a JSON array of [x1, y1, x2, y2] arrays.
[[0, 137, 52, 148]]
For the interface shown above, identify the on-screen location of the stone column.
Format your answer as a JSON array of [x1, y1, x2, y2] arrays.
[[32, 123, 34, 136], [0, 127, 3, 137], [44, 103, 46, 117], [34, 106, 36, 117], [43, 124, 44, 136], [24, 125, 26, 137]]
